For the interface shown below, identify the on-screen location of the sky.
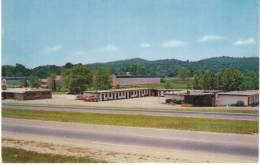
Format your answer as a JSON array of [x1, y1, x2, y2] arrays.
[[2, 0, 259, 68]]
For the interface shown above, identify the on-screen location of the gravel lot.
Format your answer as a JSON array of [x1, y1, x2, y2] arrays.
[[3, 95, 178, 109]]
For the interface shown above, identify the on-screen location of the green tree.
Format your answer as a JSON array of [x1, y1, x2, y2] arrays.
[[192, 74, 201, 89], [92, 67, 112, 90], [48, 74, 57, 91], [164, 80, 174, 89], [14, 64, 31, 77], [126, 64, 146, 75], [221, 69, 243, 91], [239, 71, 259, 90], [62, 65, 92, 94], [23, 79, 29, 87], [64, 62, 73, 69], [28, 76, 40, 88], [177, 67, 190, 80], [192, 71, 221, 90]]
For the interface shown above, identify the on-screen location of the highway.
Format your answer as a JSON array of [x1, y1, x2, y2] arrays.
[[2, 118, 258, 162], [3, 103, 259, 121]]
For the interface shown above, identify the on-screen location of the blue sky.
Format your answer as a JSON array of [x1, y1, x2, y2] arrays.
[[2, 0, 259, 68]]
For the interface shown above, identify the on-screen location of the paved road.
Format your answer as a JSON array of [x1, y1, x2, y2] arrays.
[[2, 103, 259, 121], [2, 118, 258, 160]]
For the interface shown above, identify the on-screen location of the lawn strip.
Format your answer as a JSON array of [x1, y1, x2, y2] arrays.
[[2, 147, 104, 163], [3, 102, 258, 115], [3, 108, 258, 134]]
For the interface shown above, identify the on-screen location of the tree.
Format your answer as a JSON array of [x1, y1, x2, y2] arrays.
[[126, 64, 146, 75], [62, 65, 92, 94], [239, 71, 259, 90], [92, 67, 112, 90], [48, 74, 57, 91], [192, 74, 201, 89], [164, 80, 174, 89], [23, 79, 29, 87], [192, 71, 221, 90], [177, 67, 190, 80], [64, 62, 73, 69], [28, 76, 40, 88], [14, 64, 31, 77], [221, 69, 243, 91]]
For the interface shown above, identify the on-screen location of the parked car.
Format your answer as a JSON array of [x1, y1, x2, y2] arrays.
[[82, 95, 98, 102]]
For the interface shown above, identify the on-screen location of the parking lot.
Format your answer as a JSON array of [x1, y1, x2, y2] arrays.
[[2, 95, 179, 109]]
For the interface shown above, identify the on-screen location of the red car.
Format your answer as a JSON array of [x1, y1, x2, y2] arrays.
[[82, 95, 97, 102]]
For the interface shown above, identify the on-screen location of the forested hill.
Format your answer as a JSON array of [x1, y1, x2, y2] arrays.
[[2, 56, 259, 78]]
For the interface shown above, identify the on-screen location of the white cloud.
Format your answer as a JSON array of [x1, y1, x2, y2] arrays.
[[199, 35, 224, 42], [98, 44, 119, 52], [45, 44, 62, 53], [140, 43, 151, 48], [162, 40, 186, 48], [233, 38, 257, 46]]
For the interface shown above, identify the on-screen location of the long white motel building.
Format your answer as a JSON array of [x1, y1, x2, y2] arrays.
[[84, 88, 216, 102], [84, 88, 154, 101]]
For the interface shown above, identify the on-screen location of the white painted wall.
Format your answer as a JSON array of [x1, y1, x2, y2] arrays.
[[217, 95, 249, 106]]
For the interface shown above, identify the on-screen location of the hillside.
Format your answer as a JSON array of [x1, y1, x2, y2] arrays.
[[2, 56, 259, 78], [89, 56, 259, 76]]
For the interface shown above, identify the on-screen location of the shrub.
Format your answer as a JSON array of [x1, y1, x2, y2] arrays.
[[231, 100, 245, 106]]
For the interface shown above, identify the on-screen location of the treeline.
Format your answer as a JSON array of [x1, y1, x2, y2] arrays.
[[90, 56, 259, 76], [192, 69, 258, 91], [2, 56, 259, 78]]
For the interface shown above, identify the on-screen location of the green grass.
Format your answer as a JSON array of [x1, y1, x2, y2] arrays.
[[4, 102, 258, 114], [2, 147, 104, 163], [3, 108, 258, 134]]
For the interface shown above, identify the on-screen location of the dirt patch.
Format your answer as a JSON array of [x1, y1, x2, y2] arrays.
[[2, 138, 191, 163]]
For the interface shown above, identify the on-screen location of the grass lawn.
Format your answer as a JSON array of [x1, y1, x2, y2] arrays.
[[3, 108, 258, 134], [2, 147, 104, 163], [35, 104, 259, 114]]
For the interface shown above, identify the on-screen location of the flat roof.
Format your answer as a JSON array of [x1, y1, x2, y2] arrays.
[[2, 88, 51, 94], [218, 90, 259, 96], [165, 91, 215, 96], [85, 88, 150, 93]]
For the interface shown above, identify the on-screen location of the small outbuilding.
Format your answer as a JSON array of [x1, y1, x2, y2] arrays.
[[183, 92, 216, 107], [165, 90, 216, 107]]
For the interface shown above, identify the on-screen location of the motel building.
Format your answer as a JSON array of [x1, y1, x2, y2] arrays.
[[84, 88, 156, 101], [216, 90, 259, 106]]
